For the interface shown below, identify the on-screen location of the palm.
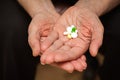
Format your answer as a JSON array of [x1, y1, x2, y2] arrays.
[[37, 15, 87, 73], [28, 11, 60, 56], [41, 6, 104, 63], [28, 7, 87, 72]]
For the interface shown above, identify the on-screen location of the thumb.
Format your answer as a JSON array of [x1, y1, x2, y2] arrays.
[[28, 23, 42, 57], [89, 22, 104, 57], [28, 33, 41, 57]]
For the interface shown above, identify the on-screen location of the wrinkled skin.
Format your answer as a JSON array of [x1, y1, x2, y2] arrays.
[[28, 5, 87, 73], [40, 6, 104, 65], [28, 11, 59, 56]]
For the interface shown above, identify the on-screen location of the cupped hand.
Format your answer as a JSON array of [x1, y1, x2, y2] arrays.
[[28, 11, 60, 57], [50, 55, 87, 73], [28, 6, 87, 73], [41, 6, 104, 64]]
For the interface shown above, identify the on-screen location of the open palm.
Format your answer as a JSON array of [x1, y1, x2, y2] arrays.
[[41, 6, 104, 64], [28, 6, 87, 72]]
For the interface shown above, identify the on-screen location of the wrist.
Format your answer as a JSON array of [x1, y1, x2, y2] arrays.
[[74, 0, 103, 16], [31, 2, 58, 18], [32, 9, 59, 19], [18, 0, 58, 18], [32, 0, 59, 17], [32, 10, 60, 24], [74, 0, 120, 17]]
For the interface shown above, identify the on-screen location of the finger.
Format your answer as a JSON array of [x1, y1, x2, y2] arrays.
[[71, 60, 84, 72], [71, 56, 87, 72], [46, 40, 64, 52], [41, 31, 58, 51], [28, 24, 41, 57], [40, 37, 46, 53], [54, 46, 86, 62], [89, 21, 104, 57], [81, 55, 86, 61], [89, 38, 102, 57], [41, 40, 64, 64], [59, 45, 71, 51], [77, 57, 87, 70]]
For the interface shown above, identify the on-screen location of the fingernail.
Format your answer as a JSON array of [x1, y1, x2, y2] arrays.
[[33, 49, 40, 57], [41, 62, 45, 65], [81, 55, 86, 61]]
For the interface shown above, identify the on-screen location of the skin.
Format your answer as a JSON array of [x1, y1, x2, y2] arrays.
[[40, 0, 120, 66], [18, 0, 87, 73], [40, 6, 104, 64], [18, 0, 120, 73]]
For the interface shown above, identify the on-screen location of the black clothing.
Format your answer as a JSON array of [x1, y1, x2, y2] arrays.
[[99, 5, 120, 80], [0, 1, 39, 80]]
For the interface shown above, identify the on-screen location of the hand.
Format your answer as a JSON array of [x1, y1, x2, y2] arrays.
[[40, 6, 104, 64], [28, 1, 70, 56], [28, 11, 60, 57], [28, 6, 87, 73], [50, 55, 87, 73]]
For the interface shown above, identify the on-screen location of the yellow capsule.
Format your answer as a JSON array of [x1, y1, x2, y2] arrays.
[[67, 34, 72, 39]]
